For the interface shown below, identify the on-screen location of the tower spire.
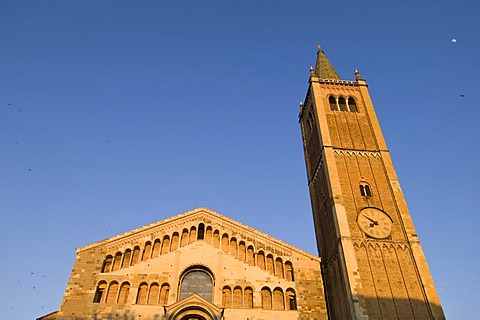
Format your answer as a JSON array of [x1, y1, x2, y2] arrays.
[[315, 44, 340, 80]]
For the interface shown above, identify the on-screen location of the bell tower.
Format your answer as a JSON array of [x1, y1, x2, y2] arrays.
[[299, 46, 445, 319]]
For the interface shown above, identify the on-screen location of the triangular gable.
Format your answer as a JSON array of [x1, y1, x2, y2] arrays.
[[77, 207, 318, 260]]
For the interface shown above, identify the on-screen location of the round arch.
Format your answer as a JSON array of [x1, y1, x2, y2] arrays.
[[178, 266, 214, 302], [168, 304, 221, 320]]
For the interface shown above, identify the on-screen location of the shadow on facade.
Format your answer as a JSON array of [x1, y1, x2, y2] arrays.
[[326, 295, 445, 320]]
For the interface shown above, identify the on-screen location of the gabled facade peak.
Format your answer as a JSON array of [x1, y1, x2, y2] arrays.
[[76, 207, 318, 260], [314, 44, 341, 80]]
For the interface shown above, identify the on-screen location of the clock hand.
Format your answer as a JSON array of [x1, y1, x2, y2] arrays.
[[364, 216, 379, 226]]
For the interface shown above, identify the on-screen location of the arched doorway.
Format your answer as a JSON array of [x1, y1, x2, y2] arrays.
[[173, 307, 213, 320], [165, 292, 222, 320], [180, 315, 207, 320]]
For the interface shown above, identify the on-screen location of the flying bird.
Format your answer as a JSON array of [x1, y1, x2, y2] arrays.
[[451, 38, 457, 43]]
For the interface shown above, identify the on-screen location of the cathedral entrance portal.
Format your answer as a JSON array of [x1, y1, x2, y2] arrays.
[[172, 306, 212, 320], [165, 293, 221, 320], [179, 314, 207, 320]]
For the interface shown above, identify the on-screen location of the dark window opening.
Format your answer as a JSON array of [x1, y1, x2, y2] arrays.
[[360, 184, 372, 197], [348, 97, 358, 112], [289, 296, 297, 310], [198, 223, 205, 240], [93, 282, 107, 303], [329, 96, 337, 111], [338, 97, 348, 111]]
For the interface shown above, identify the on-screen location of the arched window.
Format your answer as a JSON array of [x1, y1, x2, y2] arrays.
[[198, 223, 205, 240], [179, 268, 213, 302], [233, 286, 242, 308], [131, 246, 141, 265], [93, 281, 107, 303], [136, 283, 148, 305], [142, 241, 151, 261], [266, 254, 275, 274], [213, 230, 220, 248], [329, 96, 337, 111], [181, 229, 189, 247], [112, 252, 122, 271], [230, 238, 238, 257], [247, 246, 255, 266], [238, 242, 246, 262], [257, 251, 266, 270], [171, 233, 179, 251], [152, 239, 161, 257], [121, 249, 131, 269], [261, 287, 272, 309], [360, 183, 372, 197], [189, 226, 197, 244], [338, 96, 348, 111], [102, 255, 113, 273], [160, 283, 170, 305], [161, 236, 170, 254], [285, 261, 294, 281], [222, 286, 232, 308], [118, 282, 130, 304], [106, 281, 119, 303], [221, 234, 229, 253], [244, 287, 253, 308], [205, 226, 213, 244], [148, 283, 159, 305], [273, 288, 285, 310], [348, 97, 358, 112], [286, 289, 297, 310], [275, 258, 284, 278]]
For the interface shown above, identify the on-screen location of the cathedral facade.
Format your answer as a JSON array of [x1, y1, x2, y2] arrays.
[[41, 208, 328, 320], [40, 48, 444, 320]]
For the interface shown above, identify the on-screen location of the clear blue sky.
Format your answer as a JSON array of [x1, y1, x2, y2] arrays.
[[1, 1, 478, 318]]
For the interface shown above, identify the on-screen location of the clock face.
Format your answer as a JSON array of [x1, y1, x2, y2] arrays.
[[357, 208, 393, 239]]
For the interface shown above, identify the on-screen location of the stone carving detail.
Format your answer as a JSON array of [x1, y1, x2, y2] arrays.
[[333, 149, 381, 157]]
